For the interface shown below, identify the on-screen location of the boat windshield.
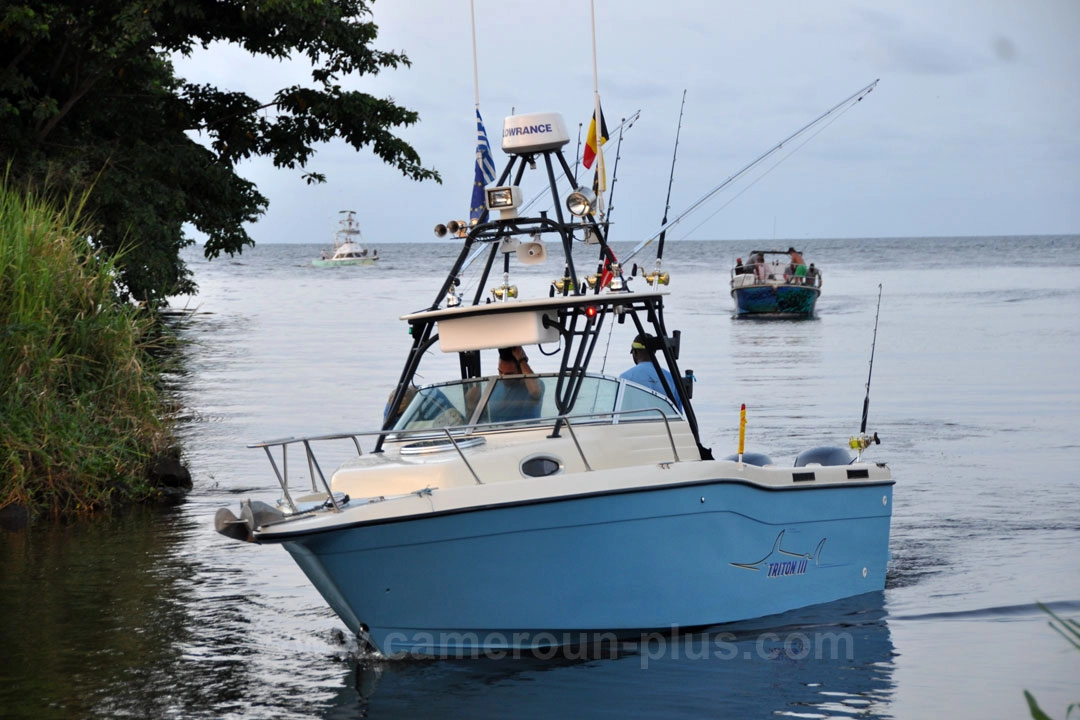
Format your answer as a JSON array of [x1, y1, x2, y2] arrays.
[[391, 374, 680, 432]]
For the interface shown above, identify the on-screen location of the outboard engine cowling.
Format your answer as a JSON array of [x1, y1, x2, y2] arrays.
[[794, 446, 853, 467], [723, 452, 774, 467]]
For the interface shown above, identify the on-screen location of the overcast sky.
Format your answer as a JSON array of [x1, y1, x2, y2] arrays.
[[174, 0, 1080, 246]]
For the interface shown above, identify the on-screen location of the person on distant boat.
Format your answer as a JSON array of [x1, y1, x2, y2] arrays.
[[734, 257, 746, 275], [806, 263, 820, 287], [752, 252, 769, 282], [487, 346, 544, 421], [786, 247, 806, 282], [620, 334, 683, 412]]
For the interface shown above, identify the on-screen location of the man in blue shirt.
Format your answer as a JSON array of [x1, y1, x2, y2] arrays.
[[487, 346, 544, 421], [619, 334, 683, 412]]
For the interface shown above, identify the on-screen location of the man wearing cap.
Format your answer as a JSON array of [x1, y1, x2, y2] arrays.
[[619, 334, 683, 412]]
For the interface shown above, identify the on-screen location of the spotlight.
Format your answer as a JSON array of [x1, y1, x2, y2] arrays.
[[485, 186, 522, 219], [566, 187, 596, 217]]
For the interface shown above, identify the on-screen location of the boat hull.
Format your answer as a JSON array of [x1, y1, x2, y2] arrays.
[[276, 478, 892, 656], [732, 284, 819, 318], [312, 257, 377, 267]]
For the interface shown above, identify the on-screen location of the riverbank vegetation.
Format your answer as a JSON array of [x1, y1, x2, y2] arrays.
[[0, 178, 178, 517], [1, 2, 439, 519]]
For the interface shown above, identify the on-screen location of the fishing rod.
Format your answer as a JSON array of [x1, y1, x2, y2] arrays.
[[633, 89, 686, 286], [655, 89, 687, 263], [602, 112, 635, 224], [622, 78, 878, 267], [852, 284, 883, 459], [860, 283, 882, 434]]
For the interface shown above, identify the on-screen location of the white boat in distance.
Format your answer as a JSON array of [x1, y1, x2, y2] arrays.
[[216, 111, 893, 658], [312, 210, 377, 267]]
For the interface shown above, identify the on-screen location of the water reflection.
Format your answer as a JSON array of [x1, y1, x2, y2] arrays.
[[0, 507, 196, 719], [322, 594, 895, 719]]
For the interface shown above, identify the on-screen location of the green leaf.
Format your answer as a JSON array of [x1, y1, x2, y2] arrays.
[[1025, 690, 1055, 720]]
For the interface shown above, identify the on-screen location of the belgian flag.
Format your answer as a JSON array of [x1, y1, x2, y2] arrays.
[[582, 105, 608, 170]]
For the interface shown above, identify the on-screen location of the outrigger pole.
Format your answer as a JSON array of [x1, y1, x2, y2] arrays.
[[623, 78, 879, 266]]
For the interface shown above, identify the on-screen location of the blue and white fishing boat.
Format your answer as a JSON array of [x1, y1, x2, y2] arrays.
[[216, 111, 892, 658], [731, 249, 821, 318]]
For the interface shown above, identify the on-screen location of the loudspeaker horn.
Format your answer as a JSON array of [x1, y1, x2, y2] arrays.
[[516, 241, 547, 265]]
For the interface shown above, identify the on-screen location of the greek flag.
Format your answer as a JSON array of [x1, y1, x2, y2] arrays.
[[469, 109, 496, 223]]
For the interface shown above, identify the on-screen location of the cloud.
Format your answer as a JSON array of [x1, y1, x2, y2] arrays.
[[173, 0, 1080, 246]]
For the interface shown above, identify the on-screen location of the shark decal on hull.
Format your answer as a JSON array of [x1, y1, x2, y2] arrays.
[[730, 530, 826, 577]]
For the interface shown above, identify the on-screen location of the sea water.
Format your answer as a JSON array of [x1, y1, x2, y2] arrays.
[[1, 236, 1078, 718]]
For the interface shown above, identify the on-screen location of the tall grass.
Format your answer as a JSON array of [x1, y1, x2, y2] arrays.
[[1, 175, 175, 516]]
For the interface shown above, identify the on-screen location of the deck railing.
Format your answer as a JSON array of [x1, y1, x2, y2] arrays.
[[248, 408, 682, 515]]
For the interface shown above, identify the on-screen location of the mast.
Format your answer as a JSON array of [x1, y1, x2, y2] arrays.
[[589, 0, 604, 212]]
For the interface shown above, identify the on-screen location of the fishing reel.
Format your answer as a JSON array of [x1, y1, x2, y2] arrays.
[[848, 432, 881, 461], [445, 276, 462, 307], [583, 262, 625, 292], [491, 283, 518, 301], [552, 277, 574, 293], [643, 269, 670, 286], [583, 273, 625, 291], [632, 262, 670, 287], [550, 263, 578, 296]]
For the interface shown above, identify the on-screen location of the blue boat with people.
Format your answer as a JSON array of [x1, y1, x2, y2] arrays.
[[214, 106, 893, 658], [731, 248, 821, 318]]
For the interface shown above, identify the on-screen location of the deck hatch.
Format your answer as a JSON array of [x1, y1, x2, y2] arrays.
[[521, 455, 563, 478]]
